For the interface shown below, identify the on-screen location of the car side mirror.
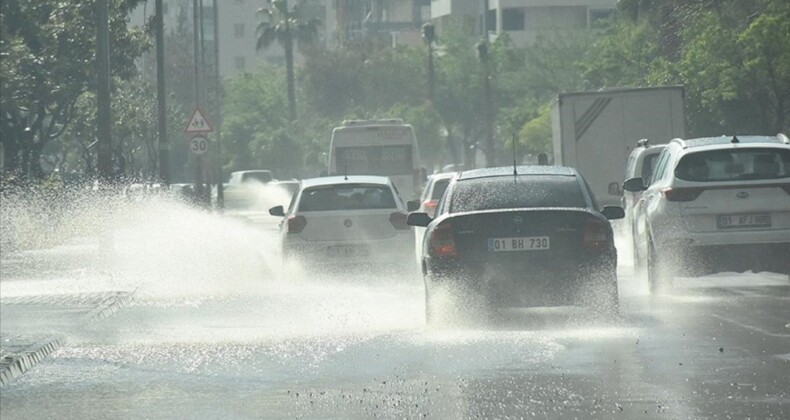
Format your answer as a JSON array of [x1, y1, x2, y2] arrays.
[[623, 177, 646, 192], [607, 182, 623, 196], [269, 205, 285, 217], [602, 206, 625, 220], [406, 200, 420, 212], [407, 212, 432, 227]]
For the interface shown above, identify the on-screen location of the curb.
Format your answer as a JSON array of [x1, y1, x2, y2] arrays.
[[84, 291, 135, 322], [0, 337, 63, 386]]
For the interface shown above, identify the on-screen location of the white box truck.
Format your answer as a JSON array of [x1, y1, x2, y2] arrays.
[[551, 86, 686, 207]]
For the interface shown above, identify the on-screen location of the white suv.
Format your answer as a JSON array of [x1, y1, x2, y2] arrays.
[[624, 134, 790, 292]]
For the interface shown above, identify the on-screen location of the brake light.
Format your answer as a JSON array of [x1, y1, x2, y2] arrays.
[[389, 212, 409, 230], [287, 215, 307, 233], [660, 187, 704, 202], [429, 222, 458, 257], [423, 199, 438, 217], [582, 218, 610, 253]]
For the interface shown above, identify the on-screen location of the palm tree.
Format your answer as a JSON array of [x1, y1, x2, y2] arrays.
[[256, 0, 320, 121]]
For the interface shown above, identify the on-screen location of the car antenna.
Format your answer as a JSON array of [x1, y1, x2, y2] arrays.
[[512, 132, 518, 177], [731, 135, 740, 143], [344, 164, 348, 181]]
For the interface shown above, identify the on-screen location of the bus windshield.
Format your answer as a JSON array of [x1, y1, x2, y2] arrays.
[[334, 145, 413, 176]]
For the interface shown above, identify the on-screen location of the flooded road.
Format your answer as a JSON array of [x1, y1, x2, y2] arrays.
[[1, 201, 789, 419]]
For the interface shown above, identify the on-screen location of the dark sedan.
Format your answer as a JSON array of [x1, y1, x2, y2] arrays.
[[407, 166, 625, 323]]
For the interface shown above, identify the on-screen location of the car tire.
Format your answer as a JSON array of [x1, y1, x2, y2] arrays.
[[424, 283, 437, 326], [603, 280, 620, 316], [647, 238, 672, 294]]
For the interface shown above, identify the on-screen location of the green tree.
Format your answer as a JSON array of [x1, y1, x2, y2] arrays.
[[256, 0, 320, 122], [0, 0, 148, 179]]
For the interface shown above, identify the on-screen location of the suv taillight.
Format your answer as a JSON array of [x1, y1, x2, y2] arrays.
[[423, 199, 438, 217], [287, 215, 307, 233], [661, 187, 704, 202], [582, 218, 610, 253], [429, 222, 458, 257], [389, 212, 409, 230]]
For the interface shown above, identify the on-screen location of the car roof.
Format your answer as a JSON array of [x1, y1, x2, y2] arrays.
[[232, 169, 272, 174], [458, 165, 576, 180], [428, 172, 457, 182], [632, 144, 666, 155], [300, 175, 391, 188], [673, 135, 789, 149]]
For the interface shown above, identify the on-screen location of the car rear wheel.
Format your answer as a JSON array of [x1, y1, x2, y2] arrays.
[[424, 284, 437, 326], [602, 280, 620, 316], [647, 238, 672, 294]]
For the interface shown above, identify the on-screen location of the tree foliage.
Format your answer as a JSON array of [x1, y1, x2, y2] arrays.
[[0, 0, 149, 179]]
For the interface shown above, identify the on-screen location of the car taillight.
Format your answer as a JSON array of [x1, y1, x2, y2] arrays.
[[429, 222, 458, 257], [660, 187, 704, 202], [389, 212, 409, 230], [582, 219, 610, 253], [423, 199, 438, 217], [287, 215, 307, 233]]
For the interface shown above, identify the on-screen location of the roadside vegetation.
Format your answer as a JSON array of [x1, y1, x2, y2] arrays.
[[1, 0, 788, 182]]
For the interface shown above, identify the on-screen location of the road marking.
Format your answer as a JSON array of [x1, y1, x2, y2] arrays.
[[711, 314, 790, 338]]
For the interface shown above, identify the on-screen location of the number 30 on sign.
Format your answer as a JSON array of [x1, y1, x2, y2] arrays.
[[190, 136, 208, 155]]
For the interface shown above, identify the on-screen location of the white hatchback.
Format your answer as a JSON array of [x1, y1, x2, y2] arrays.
[[269, 176, 414, 269], [625, 134, 790, 292]]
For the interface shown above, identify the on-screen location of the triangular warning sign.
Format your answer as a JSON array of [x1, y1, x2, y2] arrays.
[[184, 107, 213, 133]]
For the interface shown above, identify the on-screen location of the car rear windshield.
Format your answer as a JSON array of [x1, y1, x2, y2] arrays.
[[675, 148, 790, 182], [431, 179, 450, 200], [298, 184, 396, 211], [450, 175, 587, 213]]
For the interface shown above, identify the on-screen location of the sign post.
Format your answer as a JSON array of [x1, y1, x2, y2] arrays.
[[185, 108, 213, 207]]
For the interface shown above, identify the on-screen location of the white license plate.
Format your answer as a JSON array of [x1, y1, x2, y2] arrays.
[[327, 245, 369, 257], [487, 236, 550, 252], [717, 213, 771, 229]]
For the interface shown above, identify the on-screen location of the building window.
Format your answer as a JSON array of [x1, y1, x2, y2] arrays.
[[235, 57, 246, 71], [589, 8, 614, 28], [502, 8, 525, 31], [234, 23, 245, 38]]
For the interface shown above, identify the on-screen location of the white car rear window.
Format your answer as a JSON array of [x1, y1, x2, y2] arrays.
[[298, 184, 397, 211]]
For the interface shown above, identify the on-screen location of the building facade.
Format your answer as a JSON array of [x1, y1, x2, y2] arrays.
[[431, 0, 617, 46]]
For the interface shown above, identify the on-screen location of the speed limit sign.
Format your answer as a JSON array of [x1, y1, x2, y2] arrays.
[[190, 135, 208, 155]]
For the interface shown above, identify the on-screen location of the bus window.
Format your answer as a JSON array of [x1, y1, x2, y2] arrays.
[[335, 145, 413, 176]]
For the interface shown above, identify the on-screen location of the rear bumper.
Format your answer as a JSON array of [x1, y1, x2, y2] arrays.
[[425, 253, 617, 307], [658, 241, 790, 274], [283, 233, 414, 264]]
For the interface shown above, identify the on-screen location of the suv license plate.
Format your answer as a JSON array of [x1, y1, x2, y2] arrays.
[[488, 236, 550, 252], [717, 213, 771, 229]]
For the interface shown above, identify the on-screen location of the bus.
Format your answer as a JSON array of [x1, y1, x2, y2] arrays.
[[328, 119, 424, 201]]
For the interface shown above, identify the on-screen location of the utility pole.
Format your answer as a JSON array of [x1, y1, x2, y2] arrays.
[[199, 0, 209, 206], [477, 39, 495, 167], [156, 0, 169, 185], [213, 0, 224, 210], [96, 0, 113, 182], [422, 22, 435, 104], [192, 0, 204, 204]]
